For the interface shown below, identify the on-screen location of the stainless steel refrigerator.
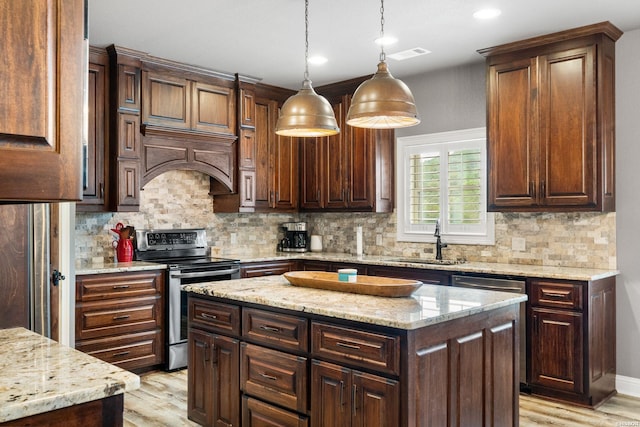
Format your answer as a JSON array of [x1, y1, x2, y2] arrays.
[[0, 203, 51, 337]]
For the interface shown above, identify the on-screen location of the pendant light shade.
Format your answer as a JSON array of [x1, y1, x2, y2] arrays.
[[275, 78, 340, 137], [275, 0, 339, 137], [346, 0, 420, 129]]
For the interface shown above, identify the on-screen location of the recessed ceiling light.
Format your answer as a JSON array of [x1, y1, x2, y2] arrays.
[[473, 8, 502, 20], [387, 47, 431, 61], [374, 35, 398, 46], [308, 56, 328, 65]]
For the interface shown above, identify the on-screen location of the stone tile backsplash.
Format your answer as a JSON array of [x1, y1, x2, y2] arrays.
[[75, 170, 616, 270]]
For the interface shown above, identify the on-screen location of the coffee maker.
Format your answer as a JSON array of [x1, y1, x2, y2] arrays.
[[279, 222, 308, 252]]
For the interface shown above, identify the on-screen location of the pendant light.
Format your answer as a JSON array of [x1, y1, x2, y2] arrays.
[[275, 0, 339, 137], [346, 0, 420, 129]]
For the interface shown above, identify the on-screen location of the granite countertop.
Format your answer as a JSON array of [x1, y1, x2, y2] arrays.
[[183, 275, 527, 330], [238, 252, 619, 281], [76, 252, 618, 282], [76, 260, 167, 275], [0, 327, 139, 423]]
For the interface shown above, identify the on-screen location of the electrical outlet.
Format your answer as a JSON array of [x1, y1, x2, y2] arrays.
[[512, 237, 526, 251], [230, 233, 237, 245], [376, 234, 383, 245]]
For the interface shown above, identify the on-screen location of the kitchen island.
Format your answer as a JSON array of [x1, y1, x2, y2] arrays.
[[0, 327, 139, 426], [184, 275, 527, 427]]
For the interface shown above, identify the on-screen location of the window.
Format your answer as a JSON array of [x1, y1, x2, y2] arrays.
[[396, 127, 494, 245]]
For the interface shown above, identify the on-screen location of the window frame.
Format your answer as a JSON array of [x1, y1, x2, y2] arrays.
[[396, 127, 495, 245]]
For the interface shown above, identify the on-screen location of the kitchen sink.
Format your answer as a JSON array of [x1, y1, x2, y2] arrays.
[[384, 258, 466, 265]]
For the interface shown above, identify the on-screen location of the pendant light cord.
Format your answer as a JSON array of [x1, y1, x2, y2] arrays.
[[304, 0, 310, 81], [379, 0, 386, 62]]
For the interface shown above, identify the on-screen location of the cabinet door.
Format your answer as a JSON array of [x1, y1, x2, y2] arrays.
[[273, 133, 299, 210], [311, 360, 351, 427], [324, 101, 349, 209], [213, 334, 241, 427], [487, 57, 538, 209], [530, 307, 583, 394], [80, 52, 107, 210], [192, 81, 235, 135], [142, 70, 191, 129], [188, 328, 214, 426], [0, 0, 85, 202], [346, 126, 375, 210], [188, 329, 240, 427], [254, 99, 273, 209], [538, 46, 597, 208], [352, 370, 399, 427], [300, 137, 325, 209]]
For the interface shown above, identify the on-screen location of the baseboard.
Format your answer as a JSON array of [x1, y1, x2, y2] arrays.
[[616, 374, 640, 398]]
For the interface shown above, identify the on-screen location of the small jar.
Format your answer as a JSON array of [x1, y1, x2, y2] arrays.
[[337, 268, 358, 283]]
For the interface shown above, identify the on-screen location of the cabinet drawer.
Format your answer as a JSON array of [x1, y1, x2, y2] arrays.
[[242, 396, 309, 427], [311, 322, 400, 375], [243, 308, 308, 352], [76, 297, 161, 340], [76, 271, 163, 301], [75, 330, 163, 370], [241, 343, 308, 414], [189, 298, 241, 336], [531, 280, 583, 310]]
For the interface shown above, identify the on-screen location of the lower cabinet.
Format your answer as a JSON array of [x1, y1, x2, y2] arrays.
[[75, 270, 165, 371], [311, 360, 399, 427], [187, 328, 240, 427], [528, 276, 616, 406], [187, 293, 519, 426]]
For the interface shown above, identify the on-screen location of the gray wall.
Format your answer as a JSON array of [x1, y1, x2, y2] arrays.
[[396, 61, 486, 138], [615, 28, 640, 379]]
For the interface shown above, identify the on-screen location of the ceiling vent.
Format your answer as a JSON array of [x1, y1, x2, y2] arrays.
[[387, 47, 431, 61]]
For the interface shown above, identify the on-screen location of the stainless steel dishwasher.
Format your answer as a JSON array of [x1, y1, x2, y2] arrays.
[[451, 274, 527, 385]]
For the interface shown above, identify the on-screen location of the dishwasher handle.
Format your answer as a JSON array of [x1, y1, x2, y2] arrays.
[[451, 275, 525, 293]]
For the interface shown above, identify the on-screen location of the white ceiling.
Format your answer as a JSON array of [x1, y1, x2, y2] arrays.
[[88, 0, 640, 90]]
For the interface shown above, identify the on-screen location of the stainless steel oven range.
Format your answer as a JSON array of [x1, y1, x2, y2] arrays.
[[134, 228, 240, 371]]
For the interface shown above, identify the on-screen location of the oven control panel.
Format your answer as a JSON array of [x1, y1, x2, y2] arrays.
[[135, 229, 207, 252]]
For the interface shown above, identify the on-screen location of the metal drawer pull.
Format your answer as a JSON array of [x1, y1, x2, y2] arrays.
[[259, 325, 281, 333], [113, 314, 130, 320], [336, 341, 361, 350], [113, 285, 130, 289], [113, 351, 130, 357], [352, 384, 357, 416], [201, 313, 218, 320], [260, 372, 278, 381], [544, 292, 568, 299]]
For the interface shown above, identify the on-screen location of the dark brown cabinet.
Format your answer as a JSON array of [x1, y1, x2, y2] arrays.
[[79, 47, 109, 211], [254, 86, 299, 212], [528, 277, 616, 406], [480, 22, 622, 212], [188, 328, 240, 427], [311, 360, 399, 427], [241, 260, 299, 278], [74, 270, 165, 371], [300, 92, 394, 212], [0, 0, 85, 202], [106, 45, 143, 212]]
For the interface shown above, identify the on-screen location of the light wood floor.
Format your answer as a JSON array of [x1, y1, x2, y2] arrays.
[[124, 370, 640, 426]]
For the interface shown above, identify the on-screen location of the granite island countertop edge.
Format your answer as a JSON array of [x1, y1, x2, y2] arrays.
[[183, 275, 528, 330], [0, 327, 140, 423]]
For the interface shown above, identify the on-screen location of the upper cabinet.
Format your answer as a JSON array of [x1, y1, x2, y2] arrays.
[[300, 84, 394, 213], [78, 47, 109, 212], [212, 83, 299, 213], [0, 0, 85, 202], [479, 22, 622, 212]]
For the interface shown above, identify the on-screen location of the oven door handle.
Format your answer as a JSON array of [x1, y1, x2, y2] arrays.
[[171, 268, 240, 279]]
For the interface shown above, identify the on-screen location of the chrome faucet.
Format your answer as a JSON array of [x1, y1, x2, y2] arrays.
[[434, 219, 447, 261]]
